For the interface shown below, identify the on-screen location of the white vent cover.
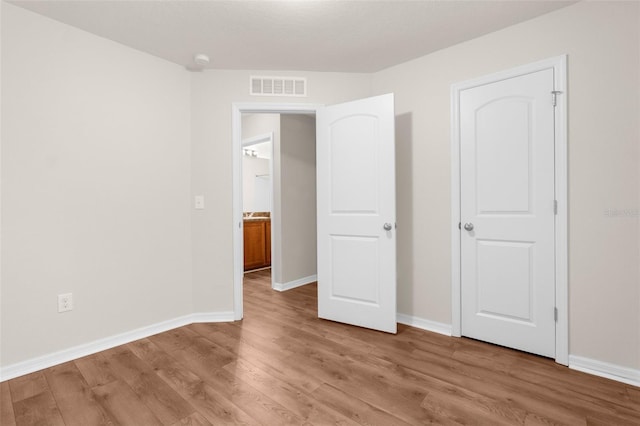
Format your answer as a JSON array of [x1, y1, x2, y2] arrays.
[[250, 76, 307, 97]]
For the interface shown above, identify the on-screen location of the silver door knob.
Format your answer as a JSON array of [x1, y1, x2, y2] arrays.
[[383, 223, 393, 231], [464, 223, 474, 231]]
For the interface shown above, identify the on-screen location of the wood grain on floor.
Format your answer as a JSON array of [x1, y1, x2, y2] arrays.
[[2, 268, 639, 425]]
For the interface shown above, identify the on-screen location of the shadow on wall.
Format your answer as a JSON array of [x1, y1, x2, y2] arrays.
[[395, 112, 414, 315]]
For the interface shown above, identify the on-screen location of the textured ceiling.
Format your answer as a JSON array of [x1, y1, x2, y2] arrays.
[[10, 0, 575, 72]]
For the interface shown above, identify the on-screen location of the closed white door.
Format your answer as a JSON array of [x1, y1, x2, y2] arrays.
[[460, 69, 556, 357], [316, 93, 396, 334]]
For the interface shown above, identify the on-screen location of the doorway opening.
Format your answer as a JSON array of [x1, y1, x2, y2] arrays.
[[241, 118, 275, 279], [233, 104, 321, 320], [233, 94, 397, 334]]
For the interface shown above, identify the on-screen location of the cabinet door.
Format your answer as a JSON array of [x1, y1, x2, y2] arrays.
[[243, 221, 267, 271], [266, 220, 271, 265]]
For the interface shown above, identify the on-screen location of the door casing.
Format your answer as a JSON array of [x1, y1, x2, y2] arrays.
[[232, 103, 321, 320], [450, 55, 568, 365]]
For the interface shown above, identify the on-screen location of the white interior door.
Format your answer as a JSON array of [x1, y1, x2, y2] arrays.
[[316, 93, 396, 333], [460, 69, 556, 357]]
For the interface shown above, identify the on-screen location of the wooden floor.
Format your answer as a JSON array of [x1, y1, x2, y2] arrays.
[[2, 270, 639, 425]]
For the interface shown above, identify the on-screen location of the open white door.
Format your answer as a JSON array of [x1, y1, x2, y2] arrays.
[[316, 93, 396, 333]]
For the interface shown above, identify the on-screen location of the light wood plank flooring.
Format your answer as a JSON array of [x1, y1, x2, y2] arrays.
[[2, 269, 639, 425]]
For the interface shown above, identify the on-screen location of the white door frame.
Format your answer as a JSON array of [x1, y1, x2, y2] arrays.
[[450, 55, 568, 365], [232, 102, 321, 320]]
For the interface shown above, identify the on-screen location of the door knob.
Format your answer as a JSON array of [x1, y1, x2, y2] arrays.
[[383, 223, 393, 231], [464, 223, 474, 231]]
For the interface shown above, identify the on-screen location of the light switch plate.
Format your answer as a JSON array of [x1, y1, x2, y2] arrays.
[[195, 195, 205, 210]]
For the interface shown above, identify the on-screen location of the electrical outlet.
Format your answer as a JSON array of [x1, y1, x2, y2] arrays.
[[58, 293, 73, 313]]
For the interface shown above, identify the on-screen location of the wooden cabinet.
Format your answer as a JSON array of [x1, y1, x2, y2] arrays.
[[265, 220, 271, 265], [243, 219, 271, 271]]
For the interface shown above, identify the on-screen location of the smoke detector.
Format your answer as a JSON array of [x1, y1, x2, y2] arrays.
[[194, 54, 210, 66]]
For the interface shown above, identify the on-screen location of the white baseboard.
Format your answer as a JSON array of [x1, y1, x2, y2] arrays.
[[396, 318, 639, 388], [273, 274, 317, 292], [0, 311, 235, 382], [397, 313, 452, 336], [7, 310, 637, 390], [191, 311, 235, 323], [569, 355, 640, 387]]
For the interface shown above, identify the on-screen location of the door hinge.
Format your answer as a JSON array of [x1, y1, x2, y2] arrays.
[[554, 200, 558, 215], [552, 90, 563, 107], [554, 307, 558, 322], [458, 222, 461, 230]]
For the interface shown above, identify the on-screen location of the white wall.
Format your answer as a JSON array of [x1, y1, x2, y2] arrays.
[[280, 115, 317, 284], [372, 0, 640, 370], [190, 70, 371, 313], [1, 4, 192, 366], [0, 2, 4, 370], [242, 156, 270, 213], [242, 113, 279, 142]]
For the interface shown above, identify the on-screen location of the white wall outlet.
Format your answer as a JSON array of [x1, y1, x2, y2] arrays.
[[194, 195, 205, 210], [58, 293, 73, 313]]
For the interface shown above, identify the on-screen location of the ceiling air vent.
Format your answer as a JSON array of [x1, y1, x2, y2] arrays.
[[250, 76, 307, 97]]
